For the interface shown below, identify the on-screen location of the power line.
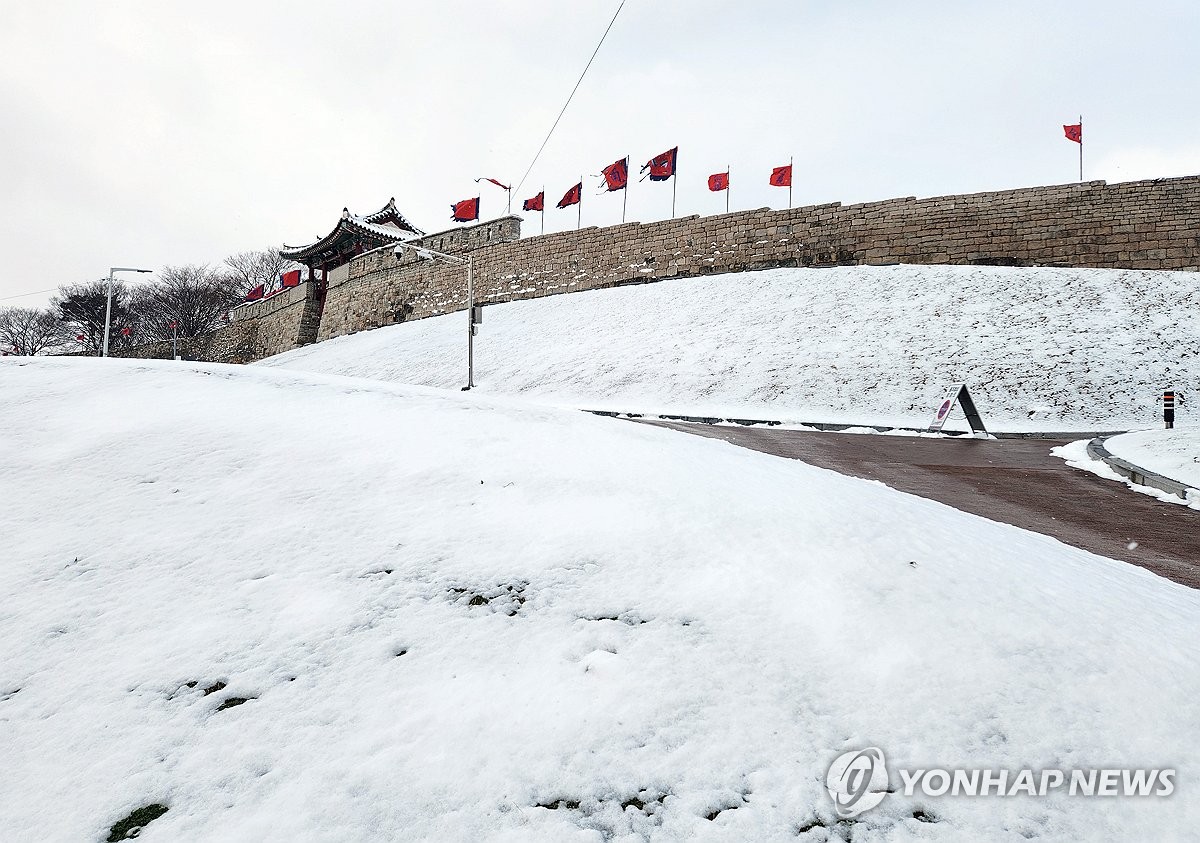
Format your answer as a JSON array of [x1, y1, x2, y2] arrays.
[[0, 286, 59, 303], [513, 0, 626, 198]]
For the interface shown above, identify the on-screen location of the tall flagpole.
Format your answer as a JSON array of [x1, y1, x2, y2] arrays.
[[541, 185, 545, 235], [726, 165, 730, 214], [671, 152, 678, 218], [1078, 114, 1083, 182], [788, 155, 793, 209], [577, 176, 582, 230], [622, 155, 629, 223], [507, 186, 512, 215]]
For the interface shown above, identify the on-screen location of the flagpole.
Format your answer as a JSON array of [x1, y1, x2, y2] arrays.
[[789, 155, 793, 209], [578, 176, 582, 230], [507, 186, 512, 215], [541, 185, 545, 235], [622, 155, 629, 223], [671, 152, 678, 218], [1078, 114, 1083, 182], [726, 165, 730, 214]]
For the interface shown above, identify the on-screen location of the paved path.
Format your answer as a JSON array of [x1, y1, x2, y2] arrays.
[[639, 420, 1200, 589]]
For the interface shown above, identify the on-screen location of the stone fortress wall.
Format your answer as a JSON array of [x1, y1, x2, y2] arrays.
[[180, 174, 1200, 362]]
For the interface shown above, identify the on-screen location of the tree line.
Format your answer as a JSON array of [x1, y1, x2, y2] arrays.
[[0, 249, 300, 356]]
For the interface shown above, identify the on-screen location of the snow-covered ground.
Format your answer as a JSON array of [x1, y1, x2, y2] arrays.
[[1105, 429, 1200, 491], [260, 264, 1199, 432], [3, 357, 1199, 841]]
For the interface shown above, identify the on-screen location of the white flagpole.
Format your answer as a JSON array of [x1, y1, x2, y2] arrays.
[[1078, 114, 1083, 182], [726, 165, 730, 214], [789, 155, 793, 209], [577, 177, 582, 230], [671, 150, 678, 218], [622, 155, 629, 223]]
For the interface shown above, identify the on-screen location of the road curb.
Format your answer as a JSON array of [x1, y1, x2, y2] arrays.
[[586, 409, 1123, 441], [1086, 436, 1196, 500]]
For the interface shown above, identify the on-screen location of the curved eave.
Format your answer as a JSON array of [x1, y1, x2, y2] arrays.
[[281, 217, 415, 263], [362, 198, 425, 235]]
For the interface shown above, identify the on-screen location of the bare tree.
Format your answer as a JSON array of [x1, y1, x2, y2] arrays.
[[127, 264, 239, 342], [224, 248, 302, 297], [0, 307, 67, 355], [52, 280, 132, 355]]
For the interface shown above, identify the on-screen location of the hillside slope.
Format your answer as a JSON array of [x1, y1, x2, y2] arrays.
[[2, 357, 1199, 840], [262, 264, 1200, 430]]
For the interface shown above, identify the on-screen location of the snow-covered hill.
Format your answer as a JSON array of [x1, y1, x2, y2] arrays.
[[261, 264, 1200, 431], [2, 357, 1199, 841]]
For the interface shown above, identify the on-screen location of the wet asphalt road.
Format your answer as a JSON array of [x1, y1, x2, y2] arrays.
[[637, 420, 1200, 589]]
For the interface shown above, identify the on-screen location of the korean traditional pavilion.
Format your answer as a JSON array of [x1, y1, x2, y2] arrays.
[[280, 198, 424, 284]]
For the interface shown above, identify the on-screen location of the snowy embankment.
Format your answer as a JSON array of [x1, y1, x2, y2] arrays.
[[1105, 429, 1200, 491], [2, 357, 1199, 840], [260, 264, 1200, 432]]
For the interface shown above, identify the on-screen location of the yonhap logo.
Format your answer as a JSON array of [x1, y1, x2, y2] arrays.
[[826, 747, 1176, 818], [826, 747, 890, 818]]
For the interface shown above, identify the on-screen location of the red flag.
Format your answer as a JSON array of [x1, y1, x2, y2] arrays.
[[245, 284, 265, 301], [522, 191, 544, 212], [769, 164, 792, 187], [451, 197, 480, 222], [121, 327, 131, 337], [601, 157, 628, 191], [557, 182, 582, 209], [169, 321, 177, 329], [280, 269, 301, 288], [76, 334, 85, 342], [476, 177, 510, 190], [1063, 123, 1082, 143], [708, 172, 729, 192], [640, 147, 677, 181]]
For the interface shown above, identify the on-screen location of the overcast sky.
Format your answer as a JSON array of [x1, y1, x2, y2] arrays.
[[2, 0, 1198, 306]]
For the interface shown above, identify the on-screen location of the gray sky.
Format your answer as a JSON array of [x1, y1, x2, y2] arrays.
[[2, 0, 1198, 306]]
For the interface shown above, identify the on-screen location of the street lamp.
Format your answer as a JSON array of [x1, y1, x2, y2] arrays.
[[102, 266, 153, 357], [393, 242, 477, 390]]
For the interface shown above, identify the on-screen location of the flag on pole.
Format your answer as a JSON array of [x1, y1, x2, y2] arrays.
[[76, 334, 85, 342], [121, 327, 131, 337], [640, 147, 678, 181], [600, 157, 629, 191], [475, 178, 512, 214], [245, 284, 265, 301], [708, 172, 729, 191], [1063, 123, 1082, 143], [769, 164, 793, 187], [280, 269, 302, 288], [557, 182, 583, 209], [451, 197, 480, 222], [522, 191, 545, 212]]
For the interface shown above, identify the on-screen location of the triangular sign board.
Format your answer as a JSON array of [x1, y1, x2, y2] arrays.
[[928, 383, 988, 436]]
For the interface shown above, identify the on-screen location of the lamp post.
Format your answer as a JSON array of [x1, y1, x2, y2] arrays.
[[393, 242, 476, 390], [102, 266, 152, 357]]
